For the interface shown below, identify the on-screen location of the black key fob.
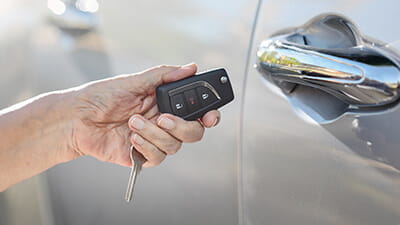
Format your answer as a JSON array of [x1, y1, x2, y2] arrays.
[[156, 68, 234, 121]]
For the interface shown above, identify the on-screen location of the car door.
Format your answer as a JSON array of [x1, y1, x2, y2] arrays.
[[242, 1, 400, 225]]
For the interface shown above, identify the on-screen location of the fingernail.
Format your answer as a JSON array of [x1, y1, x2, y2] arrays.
[[182, 62, 195, 68], [158, 117, 175, 130], [130, 116, 145, 130], [212, 117, 220, 127], [133, 134, 145, 145]]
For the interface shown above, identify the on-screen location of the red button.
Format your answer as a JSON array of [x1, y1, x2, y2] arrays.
[[183, 89, 201, 113]]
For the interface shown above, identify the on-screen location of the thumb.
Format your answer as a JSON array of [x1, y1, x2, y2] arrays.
[[134, 63, 198, 92]]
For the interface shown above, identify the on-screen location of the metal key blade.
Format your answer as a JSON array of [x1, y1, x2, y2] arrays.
[[125, 145, 143, 202]]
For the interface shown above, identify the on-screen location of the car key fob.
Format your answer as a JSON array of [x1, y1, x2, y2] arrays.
[[156, 68, 234, 121]]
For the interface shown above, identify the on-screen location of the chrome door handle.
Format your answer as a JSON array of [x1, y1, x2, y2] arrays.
[[256, 13, 400, 107]]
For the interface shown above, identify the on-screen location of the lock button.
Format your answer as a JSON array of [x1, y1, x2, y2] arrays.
[[170, 94, 187, 116]]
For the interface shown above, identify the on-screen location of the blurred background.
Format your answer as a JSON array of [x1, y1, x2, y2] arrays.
[[0, 0, 257, 224]]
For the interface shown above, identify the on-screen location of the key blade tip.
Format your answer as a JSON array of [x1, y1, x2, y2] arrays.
[[125, 196, 132, 203]]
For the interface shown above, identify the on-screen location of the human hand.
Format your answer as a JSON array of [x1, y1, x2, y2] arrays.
[[68, 64, 220, 167]]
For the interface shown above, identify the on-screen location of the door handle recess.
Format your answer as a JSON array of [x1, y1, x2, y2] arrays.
[[256, 13, 400, 108]]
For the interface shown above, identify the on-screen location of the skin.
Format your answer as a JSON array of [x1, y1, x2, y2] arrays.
[[0, 63, 220, 191]]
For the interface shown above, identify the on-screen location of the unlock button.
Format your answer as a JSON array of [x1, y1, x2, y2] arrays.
[[196, 86, 218, 106], [170, 94, 187, 116]]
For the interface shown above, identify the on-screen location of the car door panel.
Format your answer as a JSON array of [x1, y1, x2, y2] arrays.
[[242, 1, 400, 224]]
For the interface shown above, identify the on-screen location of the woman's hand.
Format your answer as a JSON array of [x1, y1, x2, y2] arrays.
[[69, 64, 220, 167]]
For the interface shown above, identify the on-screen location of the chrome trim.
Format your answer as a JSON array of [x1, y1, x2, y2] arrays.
[[256, 14, 400, 107]]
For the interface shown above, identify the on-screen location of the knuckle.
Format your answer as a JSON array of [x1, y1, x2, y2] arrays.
[[157, 64, 168, 70], [184, 126, 204, 143], [142, 144, 166, 166], [101, 149, 115, 163], [197, 128, 205, 141], [151, 154, 166, 167], [164, 141, 182, 155]]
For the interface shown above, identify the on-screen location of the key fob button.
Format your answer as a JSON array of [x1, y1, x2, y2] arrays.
[[184, 89, 201, 113], [170, 94, 187, 116], [196, 86, 218, 106], [156, 68, 234, 120]]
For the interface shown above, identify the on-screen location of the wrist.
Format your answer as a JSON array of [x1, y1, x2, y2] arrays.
[[32, 90, 82, 164], [49, 90, 83, 163], [0, 90, 82, 190]]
